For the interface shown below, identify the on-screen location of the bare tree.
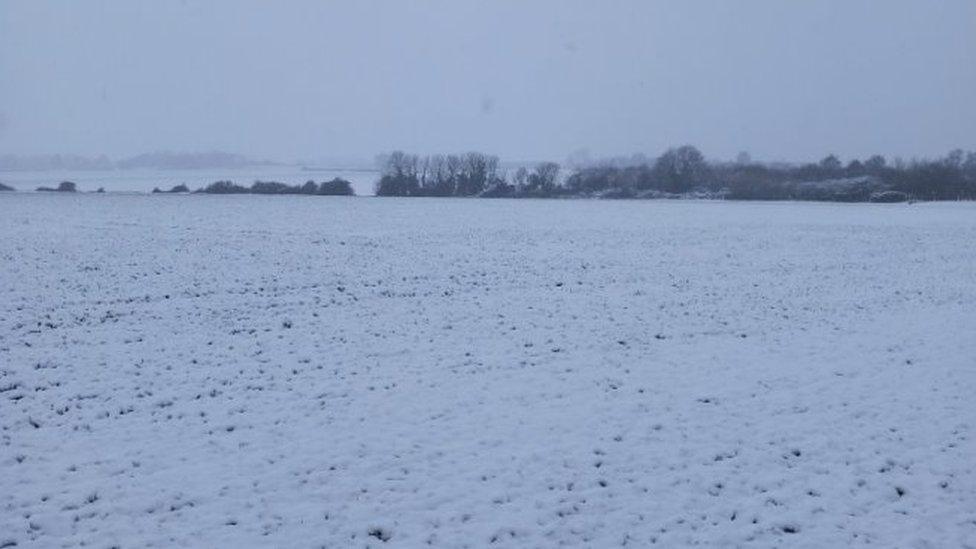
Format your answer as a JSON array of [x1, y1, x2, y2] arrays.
[[864, 155, 887, 173], [653, 145, 708, 193], [819, 154, 842, 172], [511, 167, 529, 191], [529, 162, 560, 194]]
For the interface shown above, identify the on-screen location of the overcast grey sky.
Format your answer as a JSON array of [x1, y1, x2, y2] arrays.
[[1, 0, 973, 164]]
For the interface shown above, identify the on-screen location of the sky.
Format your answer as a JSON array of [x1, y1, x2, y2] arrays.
[[1, 0, 974, 165]]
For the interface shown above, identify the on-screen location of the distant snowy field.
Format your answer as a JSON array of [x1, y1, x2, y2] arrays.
[[1, 195, 974, 548]]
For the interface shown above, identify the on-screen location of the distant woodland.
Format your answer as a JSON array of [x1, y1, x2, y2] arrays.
[[4, 147, 976, 202], [374, 147, 976, 202]]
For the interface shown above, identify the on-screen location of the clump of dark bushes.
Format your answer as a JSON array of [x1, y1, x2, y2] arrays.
[[195, 178, 354, 196], [37, 181, 77, 192], [198, 180, 249, 194], [152, 184, 190, 194], [318, 178, 355, 195], [0, 182, 14, 191]]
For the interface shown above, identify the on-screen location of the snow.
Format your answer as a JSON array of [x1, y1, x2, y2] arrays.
[[1, 194, 975, 547]]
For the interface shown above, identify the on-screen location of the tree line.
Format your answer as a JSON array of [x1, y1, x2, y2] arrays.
[[6, 148, 975, 201], [0, 178, 355, 195], [374, 147, 976, 202], [191, 178, 354, 196], [373, 151, 562, 198]]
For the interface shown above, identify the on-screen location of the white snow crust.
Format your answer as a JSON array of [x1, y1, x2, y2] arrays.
[[1, 195, 974, 547]]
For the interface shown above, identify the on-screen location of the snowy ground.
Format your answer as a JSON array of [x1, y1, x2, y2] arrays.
[[1, 194, 974, 548]]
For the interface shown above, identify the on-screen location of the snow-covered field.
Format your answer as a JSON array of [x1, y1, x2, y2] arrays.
[[1, 194, 974, 548]]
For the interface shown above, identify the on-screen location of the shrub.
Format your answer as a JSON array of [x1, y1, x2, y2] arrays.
[[38, 181, 77, 192], [375, 174, 418, 196], [300, 180, 319, 195], [869, 190, 909, 203], [318, 178, 354, 196], [599, 187, 637, 199], [480, 182, 515, 198], [250, 181, 297, 194], [199, 180, 248, 194]]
